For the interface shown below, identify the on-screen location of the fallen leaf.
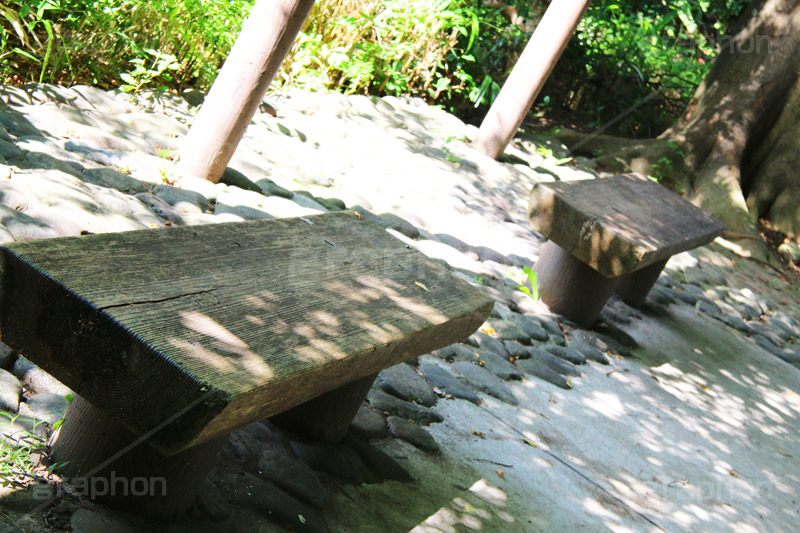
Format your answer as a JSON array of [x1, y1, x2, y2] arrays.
[[729, 469, 740, 478], [481, 327, 496, 335], [496, 468, 505, 479], [415, 281, 429, 291], [548, 396, 557, 404], [472, 430, 486, 438], [566, 380, 573, 389], [298, 515, 306, 524], [777, 448, 792, 457]]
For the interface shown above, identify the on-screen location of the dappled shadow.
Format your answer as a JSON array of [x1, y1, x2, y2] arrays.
[[485, 299, 800, 531], [0, 212, 491, 455]]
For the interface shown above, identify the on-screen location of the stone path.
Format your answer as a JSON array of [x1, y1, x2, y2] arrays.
[[0, 83, 798, 532]]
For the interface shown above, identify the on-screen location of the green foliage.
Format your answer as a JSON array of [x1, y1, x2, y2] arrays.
[[0, 411, 48, 488], [0, 0, 253, 88], [280, 0, 531, 117], [0, 0, 749, 129], [505, 265, 539, 301], [549, 0, 749, 136], [120, 49, 180, 94]]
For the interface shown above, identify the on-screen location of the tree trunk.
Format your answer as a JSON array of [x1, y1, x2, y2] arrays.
[[560, 0, 800, 264]]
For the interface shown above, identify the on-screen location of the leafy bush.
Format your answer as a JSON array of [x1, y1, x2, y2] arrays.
[[544, 0, 749, 136], [0, 0, 252, 89], [279, 0, 533, 119]]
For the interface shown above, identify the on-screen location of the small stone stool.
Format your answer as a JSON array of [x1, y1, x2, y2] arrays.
[[528, 173, 726, 326]]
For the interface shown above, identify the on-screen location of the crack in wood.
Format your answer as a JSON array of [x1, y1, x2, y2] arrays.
[[97, 289, 217, 311]]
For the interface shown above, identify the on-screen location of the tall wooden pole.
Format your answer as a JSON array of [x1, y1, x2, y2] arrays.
[[472, 0, 591, 159], [178, 0, 316, 183]]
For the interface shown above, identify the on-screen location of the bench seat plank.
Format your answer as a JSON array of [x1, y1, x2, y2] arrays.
[[0, 212, 492, 454], [528, 173, 726, 278]]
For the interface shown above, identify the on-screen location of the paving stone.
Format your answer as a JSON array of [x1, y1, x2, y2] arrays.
[[749, 323, 785, 347], [379, 212, 419, 239], [772, 312, 800, 336], [451, 361, 518, 405], [11, 356, 72, 396], [0, 342, 14, 370], [665, 287, 697, 305], [474, 349, 523, 381], [187, 479, 234, 521], [696, 299, 722, 318], [23, 393, 69, 425], [222, 472, 331, 533], [346, 437, 412, 482], [350, 205, 389, 228], [543, 345, 586, 365], [503, 341, 531, 359], [258, 448, 328, 509], [567, 341, 611, 365], [515, 359, 572, 389], [753, 335, 800, 364], [290, 192, 329, 212], [255, 178, 294, 199], [418, 363, 481, 404], [490, 301, 515, 320], [527, 346, 582, 376], [153, 184, 210, 214], [82, 167, 149, 194], [767, 315, 798, 341], [350, 404, 387, 439], [290, 441, 366, 484], [509, 315, 550, 342], [648, 285, 677, 305], [716, 314, 758, 335], [315, 197, 346, 211], [0, 368, 22, 413], [547, 334, 567, 346], [134, 192, 186, 224], [0, 205, 59, 241], [177, 176, 219, 202], [0, 412, 47, 449], [469, 331, 510, 357], [592, 322, 639, 349], [377, 363, 437, 407], [386, 416, 439, 452], [484, 319, 529, 343], [366, 389, 443, 425], [0, 138, 22, 159]]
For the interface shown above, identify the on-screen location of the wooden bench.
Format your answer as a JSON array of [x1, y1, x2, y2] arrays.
[[528, 173, 726, 326], [0, 211, 492, 515]]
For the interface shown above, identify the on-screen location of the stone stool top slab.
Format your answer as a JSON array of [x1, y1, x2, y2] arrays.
[[528, 173, 726, 277]]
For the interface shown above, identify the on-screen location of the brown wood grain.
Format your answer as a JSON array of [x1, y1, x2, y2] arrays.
[[528, 173, 727, 277], [0, 212, 492, 454]]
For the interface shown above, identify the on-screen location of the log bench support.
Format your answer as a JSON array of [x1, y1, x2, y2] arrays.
[[0, 212, 493, 515], [528, 174, 726, 327]]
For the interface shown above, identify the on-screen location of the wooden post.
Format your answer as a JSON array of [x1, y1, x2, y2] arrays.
[[178, 0, 316, 183], [270, 373, 378, 442], [50, 396, 227, 516], [533, 240, 619, 327], [614, 259, 668, 308], [472, 0, 591, 159]]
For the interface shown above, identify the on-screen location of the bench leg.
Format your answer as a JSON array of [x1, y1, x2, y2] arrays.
[[614, 259, 668, 308], [533, 240, 620, 327], [49, 395, 226, 516], [270, 372, 378, 442]]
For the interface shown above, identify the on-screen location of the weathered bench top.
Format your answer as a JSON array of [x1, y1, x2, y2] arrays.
[[0, 212, 492, 454], [528, 173, 726, 277]]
